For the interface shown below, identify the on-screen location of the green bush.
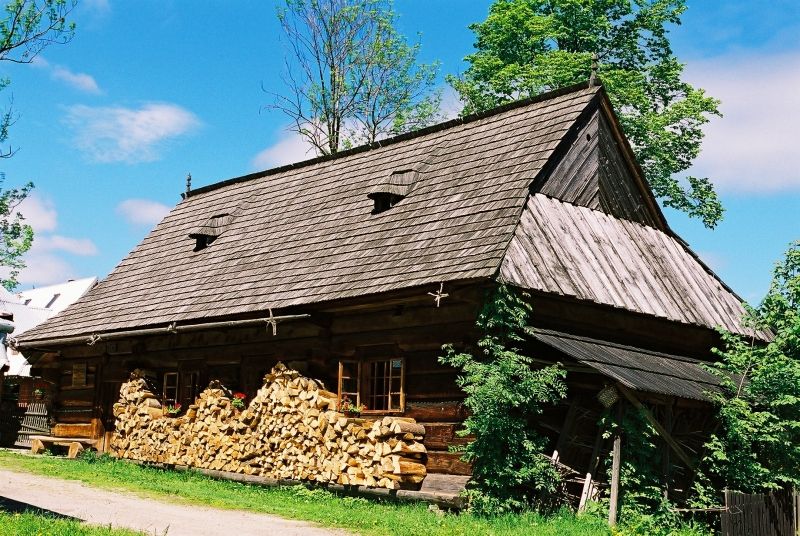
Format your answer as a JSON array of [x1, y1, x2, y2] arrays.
[[440, 284, 567, 515], [697, 241, 800, 500]]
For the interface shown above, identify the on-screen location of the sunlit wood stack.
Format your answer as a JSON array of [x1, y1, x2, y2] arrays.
[[111, 363, 427, 490]]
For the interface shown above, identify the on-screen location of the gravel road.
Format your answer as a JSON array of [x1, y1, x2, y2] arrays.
[[0, 469, 348, 536]]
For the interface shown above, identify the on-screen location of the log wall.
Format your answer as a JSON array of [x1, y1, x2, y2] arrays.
[[35, 282, 718, 477]]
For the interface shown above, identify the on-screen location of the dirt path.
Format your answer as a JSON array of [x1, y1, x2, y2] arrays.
[[0, 469, 349, 536]]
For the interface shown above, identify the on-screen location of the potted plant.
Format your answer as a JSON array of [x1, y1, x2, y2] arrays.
[[166, 403, 182, 416], [231, 392, 246, 410], [337, 395, 366, 417]]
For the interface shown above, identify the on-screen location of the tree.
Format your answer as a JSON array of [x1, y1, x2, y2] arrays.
[[695, 242, 800, 501], [449, 0, 723, 228], [440, 285, 567, 514], [271, 0, 441, 155], [0, 177, 33, 289], [0, 0, 75, 288]]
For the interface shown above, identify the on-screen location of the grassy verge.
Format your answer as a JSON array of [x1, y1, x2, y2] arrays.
[[0, 450, 609, 535], [0, 512, 142, 536]]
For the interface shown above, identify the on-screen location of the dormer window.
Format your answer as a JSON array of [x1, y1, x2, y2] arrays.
[[189, 213, 233, 251], [367, 169, 419, 214]]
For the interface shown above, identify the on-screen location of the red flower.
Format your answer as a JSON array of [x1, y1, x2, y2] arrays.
[[233, 392, 246, 400]]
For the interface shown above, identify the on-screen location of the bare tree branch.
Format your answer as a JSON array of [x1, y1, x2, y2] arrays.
[[266, 0, 441, 156]]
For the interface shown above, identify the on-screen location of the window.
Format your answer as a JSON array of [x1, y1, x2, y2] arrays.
[[162, 370, 201, 408], [338, 358, 405, 413], [189, 213, 234, 251], [162, 372, 178, 407], [370, 193, 404, 214], [181, 371, 200, 405], [366, 169, 418, 214]]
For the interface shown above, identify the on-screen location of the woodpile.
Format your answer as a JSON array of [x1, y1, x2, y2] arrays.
[[111, 363, 427, 490]]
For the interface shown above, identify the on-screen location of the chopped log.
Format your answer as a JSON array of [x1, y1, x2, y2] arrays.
[[110, 362, 428, 490], [390, 421, 425, 436]]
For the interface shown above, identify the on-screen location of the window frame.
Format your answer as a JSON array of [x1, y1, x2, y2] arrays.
[[161, 369, 202, 409], [162, 372, 179, 408], [337, 356, 405, 414]]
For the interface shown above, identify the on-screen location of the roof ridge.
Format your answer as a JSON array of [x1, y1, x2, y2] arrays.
[[188, 81, 598, 198]]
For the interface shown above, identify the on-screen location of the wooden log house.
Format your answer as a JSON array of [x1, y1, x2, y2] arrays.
[[14, 82, 769, 501]]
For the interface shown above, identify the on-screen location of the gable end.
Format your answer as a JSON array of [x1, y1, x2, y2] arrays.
[[532, 94, 665, 230]]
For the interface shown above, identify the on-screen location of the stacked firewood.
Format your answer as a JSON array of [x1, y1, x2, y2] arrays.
[[111, 363, 427, 490]]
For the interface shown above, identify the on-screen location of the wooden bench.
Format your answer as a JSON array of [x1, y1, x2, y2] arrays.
[[29, 435, 98, 458]]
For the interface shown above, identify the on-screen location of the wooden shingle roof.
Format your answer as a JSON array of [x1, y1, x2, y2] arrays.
[[19, 83, 760, 342], [531, 329, 724, 401], [501, 194, 767, 338]]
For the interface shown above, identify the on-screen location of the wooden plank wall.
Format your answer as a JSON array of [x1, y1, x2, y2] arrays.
[[534, 107, 659, 229], [721, 488, 798, 536]]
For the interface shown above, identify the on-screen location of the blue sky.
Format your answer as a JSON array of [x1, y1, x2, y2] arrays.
[[1, 0, 798, 305]]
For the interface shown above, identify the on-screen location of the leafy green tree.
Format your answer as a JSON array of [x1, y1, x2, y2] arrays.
[[0, 0, 75, 288], [271, 0, 440, 155], [440, 285, 567, 515], [696, 242, 800, 500], [449, 0, 723, 228], [0, 177, 33, 289]]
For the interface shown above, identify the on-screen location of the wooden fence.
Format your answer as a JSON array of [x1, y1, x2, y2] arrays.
[[721, 488, 799, 536]]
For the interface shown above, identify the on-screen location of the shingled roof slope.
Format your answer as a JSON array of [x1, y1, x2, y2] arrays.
[[501, 194, 766, 338], [20, 85, 602, 342]]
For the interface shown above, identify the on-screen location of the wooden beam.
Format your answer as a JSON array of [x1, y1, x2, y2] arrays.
[[608, 404, 622, 527], [555, 396, 581, 456], [617, 384, 696, 471], [578, 424, 606, 513]]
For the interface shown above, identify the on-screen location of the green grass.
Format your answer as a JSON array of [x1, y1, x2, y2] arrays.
[[0, 512, 142, 536], [0, 450, 609, 535]]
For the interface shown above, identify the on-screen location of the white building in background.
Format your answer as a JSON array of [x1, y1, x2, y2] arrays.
[[1, 277, 97, 376]]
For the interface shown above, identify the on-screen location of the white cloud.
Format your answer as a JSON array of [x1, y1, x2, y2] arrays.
[[52, 65, 101, 94], [439, 86, 464, 120], [34, 235, 98, 256], [696, 250, 727, 273], [685, 51, 800, 192], [9, 194, 98, 287], [31, 56, 101, 94], [16, 194, 57, 232], [16, 252, 76, 287], [117, 198, 171, 226], [31, 56, 50, 69], [65, 103, 201, 164], [251, 131, 316, 170], [84, 0, 110, 13]]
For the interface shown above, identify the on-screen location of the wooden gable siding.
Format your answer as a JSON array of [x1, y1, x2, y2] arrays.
[[535, 107, 600, 208], [597, 113, 658, 226], [534, 108, 660, 228]]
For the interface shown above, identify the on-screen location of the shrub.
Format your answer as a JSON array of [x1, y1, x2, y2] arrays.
[[440, 284, 567, 515], [696, 241, 800, 499]]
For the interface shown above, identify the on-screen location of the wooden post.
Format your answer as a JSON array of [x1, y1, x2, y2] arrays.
[[662, 401, 673, 498], [578, 425, 605, 513], [608, 403, 623, 527]]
